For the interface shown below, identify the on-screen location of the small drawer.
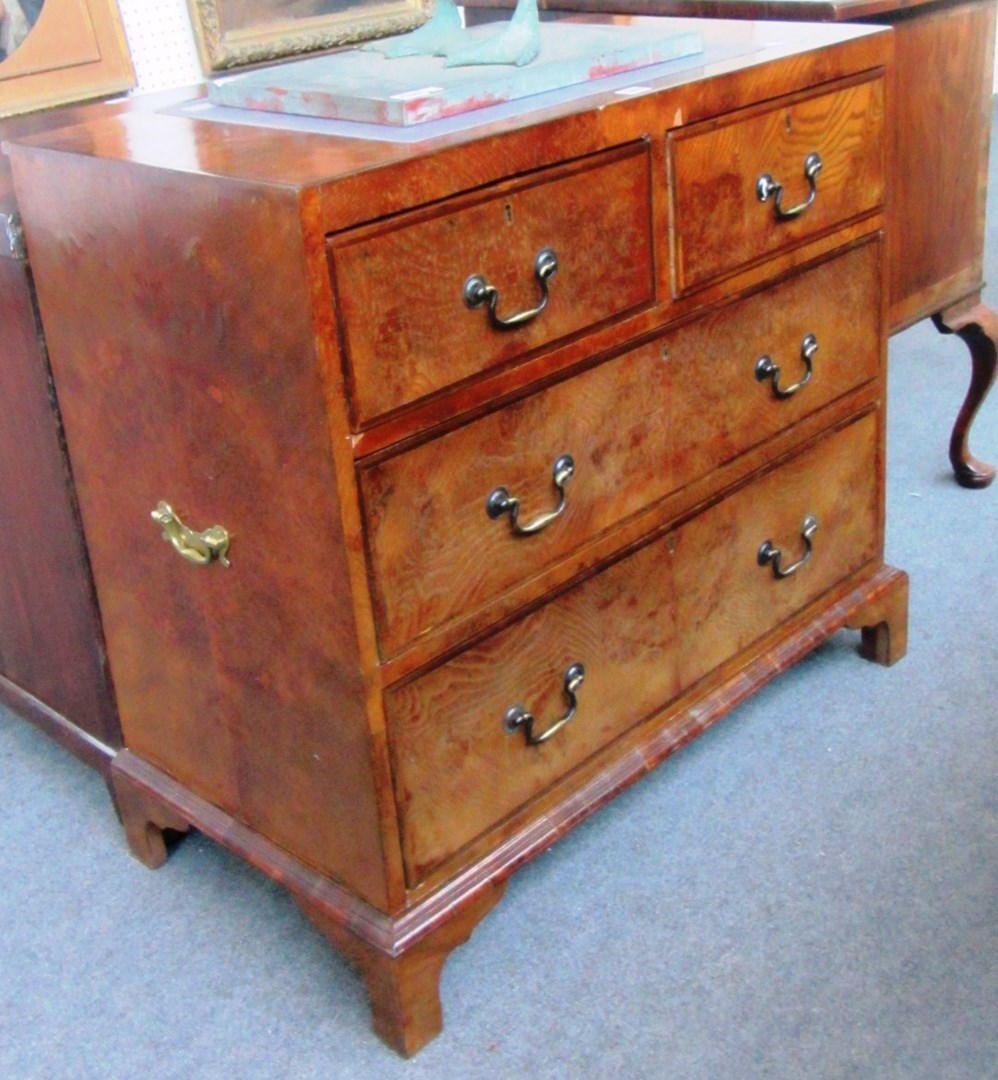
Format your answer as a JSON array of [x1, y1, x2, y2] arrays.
[[385, 412, 880, 883], [361, 239, 881, 657], [669, 74, 885, 292], [328, 143, 654, 425]]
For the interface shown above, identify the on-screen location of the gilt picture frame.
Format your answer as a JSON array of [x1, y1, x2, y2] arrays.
[[186, 0, 430, 72]]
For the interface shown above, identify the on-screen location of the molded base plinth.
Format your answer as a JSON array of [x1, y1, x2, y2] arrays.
[[108, 563, 908, 1056]]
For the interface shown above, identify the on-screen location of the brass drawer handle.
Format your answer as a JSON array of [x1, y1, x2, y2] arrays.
[[464, 248, 558, 330], [151, 501, 231, 567], [756, 333, 818, 398], [758, 514, 818, 579], [504, 662, 586, 746], [756, 152, 823, 221], [487, 454, 574, 536]]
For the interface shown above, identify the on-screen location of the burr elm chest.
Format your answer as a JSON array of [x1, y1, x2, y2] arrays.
[[7, 17, 907, 1055]]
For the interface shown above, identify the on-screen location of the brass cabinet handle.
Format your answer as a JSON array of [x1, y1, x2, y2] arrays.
[[151, 501, 231, 567], [758, 514, 818, 579], [756, 152, 823, 221], [504, 662, 586, 746], [755, 333, 818, 399], [464, 248, 558, 330], [487, 454, 574, 536]]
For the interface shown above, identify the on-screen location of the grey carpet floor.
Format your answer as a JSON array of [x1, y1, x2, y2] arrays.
[[1, 110, 996, 1080]]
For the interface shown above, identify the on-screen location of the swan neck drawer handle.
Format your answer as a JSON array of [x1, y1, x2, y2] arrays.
[[487, 454, 574, 536], [757, 152, 823, 221], [464, 248, 558, 330], [758, 514, 818, 579], [151, 501, 231, 567], [756, 333, 818, 398], [504, 663, 586, 746]]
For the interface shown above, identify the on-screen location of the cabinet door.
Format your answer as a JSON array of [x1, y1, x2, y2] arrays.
[[0, 254, 119, 750], [886, 0, 996, 327], [0, 0, 133, 117]]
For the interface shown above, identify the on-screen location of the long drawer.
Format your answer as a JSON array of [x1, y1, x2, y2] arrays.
[[669, 74, 885, 292], [362, 238, 882, 657], [385, 412, 880, 883], [328, 142, 654, 425]]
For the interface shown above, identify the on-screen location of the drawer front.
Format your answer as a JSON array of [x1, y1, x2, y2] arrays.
[[362, 239, 881, 657], [670, 75, 885, 292], [386, 412, 879, 882], [329, 143, 653, 424], [671, 236, 881, 488], [674, 412, 880, 687], [386, 528, 684, 885]]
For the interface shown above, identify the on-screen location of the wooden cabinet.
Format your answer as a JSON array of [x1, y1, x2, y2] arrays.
[[7, 18, 908, 1056], [0, 238, 119, 766], [0, 103, 140, 773], [0, 0, 134, 770]]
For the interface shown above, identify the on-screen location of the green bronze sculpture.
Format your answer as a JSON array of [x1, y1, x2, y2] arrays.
[[371, 0, 541, 68]]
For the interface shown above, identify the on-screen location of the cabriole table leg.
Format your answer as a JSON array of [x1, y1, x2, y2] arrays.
[[932, 303, 998, 489]]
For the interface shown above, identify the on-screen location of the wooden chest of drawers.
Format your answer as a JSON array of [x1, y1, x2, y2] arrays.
[[7, 17, 908, 1055]]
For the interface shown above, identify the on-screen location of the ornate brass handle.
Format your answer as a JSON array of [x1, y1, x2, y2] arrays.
[[151, 501, 231, 567], [756, 152, 823, 221], [504, 662, 586, 745], [758, 514, 818, 579], [487, 454, 574, 536], [756, 333, 818, 399], [464, 248, 558, 330]]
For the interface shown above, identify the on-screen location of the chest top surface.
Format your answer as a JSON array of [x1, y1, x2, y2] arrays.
[[4, 17, 889, 195]]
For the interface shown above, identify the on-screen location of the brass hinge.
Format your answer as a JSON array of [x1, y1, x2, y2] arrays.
[[1, 212, 26, 262]]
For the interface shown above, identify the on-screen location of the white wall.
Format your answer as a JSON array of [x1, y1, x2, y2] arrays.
[[117, 0, 201, 91]]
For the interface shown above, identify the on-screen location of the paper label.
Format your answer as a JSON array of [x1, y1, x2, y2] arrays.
[[391, 86, 445, 101]]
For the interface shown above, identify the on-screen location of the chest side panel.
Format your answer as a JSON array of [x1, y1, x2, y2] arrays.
[[12, 152, 392, 909]]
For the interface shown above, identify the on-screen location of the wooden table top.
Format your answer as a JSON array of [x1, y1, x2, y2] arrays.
[[467, 0, 964, 22]]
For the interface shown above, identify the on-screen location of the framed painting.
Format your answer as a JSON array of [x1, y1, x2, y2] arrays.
[[186, 0, 429, 71], [0, 0, 134, 117]]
